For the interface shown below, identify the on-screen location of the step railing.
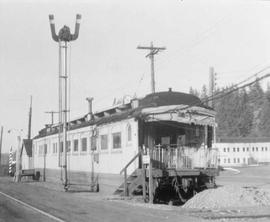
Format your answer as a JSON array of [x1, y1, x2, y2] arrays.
[[120, 148, 142, 196]]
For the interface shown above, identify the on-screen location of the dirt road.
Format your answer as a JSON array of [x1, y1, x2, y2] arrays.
[[1, 166, 270, 222], [0, 177, 202, 222]]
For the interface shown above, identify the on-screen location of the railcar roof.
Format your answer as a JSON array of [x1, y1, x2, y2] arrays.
[[34, 90, 210, 139]]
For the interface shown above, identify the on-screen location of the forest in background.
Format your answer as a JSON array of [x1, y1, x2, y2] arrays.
[[189, 81, 270, 138]]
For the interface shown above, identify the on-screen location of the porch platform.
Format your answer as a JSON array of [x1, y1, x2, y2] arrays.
[[142, 168, 219, 178]]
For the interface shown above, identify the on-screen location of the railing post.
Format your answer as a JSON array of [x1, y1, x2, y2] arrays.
[[141, 147, 146, 202], [149, 147, 154, 204], [176, 147, 178, 169], [124, 168, 128, 196]]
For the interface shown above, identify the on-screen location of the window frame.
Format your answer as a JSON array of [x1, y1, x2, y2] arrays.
[[81, 137, 87, 152], [100, 134, 108, 150], [112, 132, 122, 149], [73, 139, 79, 153]]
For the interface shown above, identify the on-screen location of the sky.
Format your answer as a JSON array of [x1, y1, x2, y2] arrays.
[[1, 0, 270, 153]]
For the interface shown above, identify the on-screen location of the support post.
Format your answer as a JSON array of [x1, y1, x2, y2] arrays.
[[141, 146, 146, 202], [90, 151, 95, 192], [204, 125, 208, 148], [15, 135, 21, 182], [124, 169, 128, 196], [149, 147, 154, 204]]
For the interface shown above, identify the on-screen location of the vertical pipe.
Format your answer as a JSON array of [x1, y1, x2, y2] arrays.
[[63, 41, 68, 189], [58, 41, 62, 169]]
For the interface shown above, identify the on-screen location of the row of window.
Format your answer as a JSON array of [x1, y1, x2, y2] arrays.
[[223, 157, 249, 164], [36, 129, 132, 155], [223, 147, 268, 153]]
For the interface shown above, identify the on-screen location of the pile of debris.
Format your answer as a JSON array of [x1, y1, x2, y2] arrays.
[[183, 185, 270, 209]]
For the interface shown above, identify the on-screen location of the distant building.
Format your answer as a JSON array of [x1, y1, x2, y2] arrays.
[[215, 137, 270, 167]]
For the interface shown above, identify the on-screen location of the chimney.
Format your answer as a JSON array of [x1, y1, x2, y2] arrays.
[[168, 87, 172, 92], [86, 97, 94, 120]]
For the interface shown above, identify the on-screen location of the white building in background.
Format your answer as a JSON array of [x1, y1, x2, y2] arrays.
[[215, 138, 270, 167]]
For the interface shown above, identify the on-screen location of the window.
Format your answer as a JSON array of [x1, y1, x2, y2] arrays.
[[262, 147, 264, 151], [67, 141, 71, 152], [247, 147, 249, 152], [227, 148, 230, 152], [237, 158, 240, 163], [60, 142, 63, 153], [266, 147, 268, 151], [127, 124, 132, 142], [73, 139, 79, 152], [53, 143, 57, 154], [38, 145, 43, 155], [81, 138, 87, 152], [252, 147, 254, 152], [243, 147, 245, 152], [44, 144, 47, 154], [256, 147, 258, 152], [100, 135, 108, 150], [233, 148, 236, 152], [112, 132, 121, 149], [237, 148, 239, 152], [234, 158, 236, 163], [224, 158, 226, 163], [228, 158, 230, 163], [91, 136, 97, 151], [223, 148, 226, 152]]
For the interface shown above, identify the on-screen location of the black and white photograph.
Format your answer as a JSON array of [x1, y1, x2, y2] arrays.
[[1, 0, 270, 221]]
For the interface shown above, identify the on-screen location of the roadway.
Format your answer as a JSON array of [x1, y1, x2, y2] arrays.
[[0, 177, 199, 222]]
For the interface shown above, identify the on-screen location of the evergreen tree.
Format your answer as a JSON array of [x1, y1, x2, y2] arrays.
[[258, 89, 270, 136]]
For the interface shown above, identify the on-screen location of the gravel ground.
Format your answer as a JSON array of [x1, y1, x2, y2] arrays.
[[183, 185, 270, 209]]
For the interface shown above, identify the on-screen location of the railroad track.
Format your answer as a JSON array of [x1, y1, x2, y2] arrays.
[[0, 191, 66, 222]]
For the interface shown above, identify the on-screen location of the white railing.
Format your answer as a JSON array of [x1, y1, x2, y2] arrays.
[[145, 145, 218, 169]]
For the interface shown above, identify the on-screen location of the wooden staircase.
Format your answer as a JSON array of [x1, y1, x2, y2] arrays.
[[113, 148, 147, 199], [114, 169, 144, 196]]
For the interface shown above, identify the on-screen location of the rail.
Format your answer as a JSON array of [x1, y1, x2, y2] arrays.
[[120, 149, 142, 196], [146, 145, 218, 169]]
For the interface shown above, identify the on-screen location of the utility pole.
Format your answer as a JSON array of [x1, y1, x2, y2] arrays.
[[209, 67, 217, 144], [137, 42, 166, 93], [27, 96, 32, 140], [45, 111, 58, 125], [0, 126, 3, 166], [49, 14, 81, 191]]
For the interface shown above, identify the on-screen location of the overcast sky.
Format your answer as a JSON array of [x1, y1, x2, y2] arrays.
[[1, 0, 270, 153]]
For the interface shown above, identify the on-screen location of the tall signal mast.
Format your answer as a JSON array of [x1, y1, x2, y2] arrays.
[[49, 14, 81, 191]]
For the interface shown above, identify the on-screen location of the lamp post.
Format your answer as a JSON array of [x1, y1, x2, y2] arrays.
[[49, 14, 81, 191], [8, 129, 23, 182]]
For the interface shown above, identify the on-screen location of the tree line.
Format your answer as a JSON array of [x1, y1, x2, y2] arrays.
[[189, 81, 270, 138]]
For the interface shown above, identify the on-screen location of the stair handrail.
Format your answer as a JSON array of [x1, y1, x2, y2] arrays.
[[120, 151, 141, 175], [119, 148, 142, 196]]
